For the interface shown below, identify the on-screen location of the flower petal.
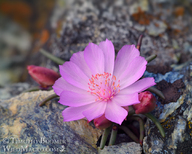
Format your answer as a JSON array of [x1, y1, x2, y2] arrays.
[[99, 39, 115, 74], [113, 93, 139, 106], [59, 91, 96, 107], [59, 62, 89, 90], [119, 56, 147, 89], [70, 51, 92, 78], [62, 104, 94, 122], [119, 77, 156, 94], [105, 100, 128, 125], [53, 77, 87, 96], [84, 43, 105, 75], [83, 101, 107, 122], [113, 45, 140, 79]]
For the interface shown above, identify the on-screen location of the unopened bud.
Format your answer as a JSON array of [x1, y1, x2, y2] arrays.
[[133, 91, 156, 114], [94, 114, 112, 129], [27, 65, 60, 88]]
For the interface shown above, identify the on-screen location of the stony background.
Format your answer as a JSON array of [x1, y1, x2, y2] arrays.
[[0, 90, 102, 154], [0, 0, 192, 85], [143, 61, 192, 154], [47, 0, 192, 67], [0, 0, 192, 153]]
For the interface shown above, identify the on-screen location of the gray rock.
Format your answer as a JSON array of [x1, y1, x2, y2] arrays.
[[0, 16, 31, 86], [0, 83, 30, 100], [147, 20, 167, 36], [0, 90, 102, 154], [167, 116, 187, 149], [143, 61, 192, 154], [134, 24, 146, 32], [45, 0, 192, 70], [99, 142, 142, 154]]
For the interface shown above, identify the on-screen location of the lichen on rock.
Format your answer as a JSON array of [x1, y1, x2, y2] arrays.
[[0, 90, 101, 153]]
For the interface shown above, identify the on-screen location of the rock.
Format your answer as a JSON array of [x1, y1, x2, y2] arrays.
[[143, 61, 192, 154], [99, 142, 142, 154], [0, 87, 143, 153], [128, 0, 149, 15], [0, 83, 30, 100], [167, 116, 186, 149], [147, 20, 167, 36], [2, 0, 192, 153], [134, 24, 146, 32], [0, 90, 102, 154], [0, 16, 31, 86], [40, 0, 192, 74]]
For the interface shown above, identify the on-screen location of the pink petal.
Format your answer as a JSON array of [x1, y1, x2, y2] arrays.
[[99, 39, 115, 74], [62, 104, 95, 122], [113, 45, 140, 79], [105, 100, 128, 125], [53, 77, 86, 96], [113, 93, 139, 106], [84, 43, 105, 75], [119, 77, 156, 94], [59, 62, 89, 90], [59, 91, 96, 107], [83, 101, 107, 121], [70, 51, 92, 78], [119, 56, 147, 89]]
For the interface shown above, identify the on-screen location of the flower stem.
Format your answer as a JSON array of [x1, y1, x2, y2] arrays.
[[146, 54, 157, 63], [144, 113, 165, 138], [147, 87, 165, 99], [39, 94, 59, 107], [127, 116, 144, 145], [39, 49, 65, 65], [136, 35, 143, 51], [127, 106, 135, 117], [118, 125, 139, 143], [100, 125, 111, 149], [108, 124, 118, 146], [23, 86, 40, 93]]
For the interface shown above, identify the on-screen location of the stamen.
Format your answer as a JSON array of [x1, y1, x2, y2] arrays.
[[87, 72, 120, 102]]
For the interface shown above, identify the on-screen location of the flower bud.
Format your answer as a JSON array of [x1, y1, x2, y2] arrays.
[[133, 91, 156, 114], [94, 114, 112, 129], [27, 65, 60, 88]]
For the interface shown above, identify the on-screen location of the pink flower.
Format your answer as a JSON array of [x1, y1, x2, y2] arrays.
[[133, 91, 156, 114], [94, 106, 129, 129], [27, 65, 60, 88], [53, 39, 156, 125]]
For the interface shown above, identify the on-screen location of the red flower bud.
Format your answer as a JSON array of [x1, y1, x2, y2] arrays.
[[27, 65, 60, 88], [94, 114, 112, 129], [133, 91, 156, 114]]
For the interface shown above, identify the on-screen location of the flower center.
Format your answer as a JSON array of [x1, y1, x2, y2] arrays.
[[87, 72, 120, 101]]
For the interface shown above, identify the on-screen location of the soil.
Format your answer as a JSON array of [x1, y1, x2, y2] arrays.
[[146, 65, 172, 75], [145, 63, 186, 104], [155, 79, 185, 104]]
